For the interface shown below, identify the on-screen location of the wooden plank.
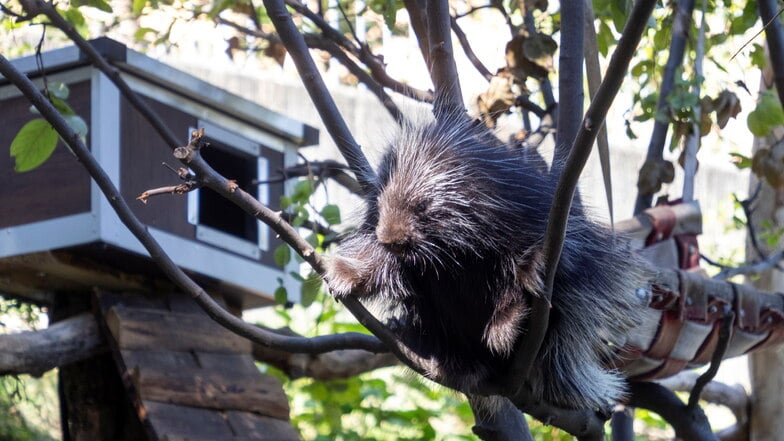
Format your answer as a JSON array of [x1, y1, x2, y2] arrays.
[[225, 411, 300, 441], [143, 401, 234, 440], [104, 306, 252, 353], [121, 350, 199, 372], [131, 363, 290, 419]]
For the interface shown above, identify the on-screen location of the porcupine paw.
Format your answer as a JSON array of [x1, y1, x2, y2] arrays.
[[324, 255, 370, 299]]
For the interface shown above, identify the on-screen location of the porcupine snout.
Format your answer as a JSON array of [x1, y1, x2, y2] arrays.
[[375, 207, 418, 256]]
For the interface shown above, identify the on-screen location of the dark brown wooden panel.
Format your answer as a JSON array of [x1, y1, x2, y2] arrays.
[[120, 95, 196, 239], [131, 362, 290, 419], [0, 81, 92, 228], [225, 411, 300, 441], [105, 306, 252, 353], [143, 401, 235, 440]]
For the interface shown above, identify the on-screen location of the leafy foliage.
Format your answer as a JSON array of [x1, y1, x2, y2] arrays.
[[8, 83, 88, 173]]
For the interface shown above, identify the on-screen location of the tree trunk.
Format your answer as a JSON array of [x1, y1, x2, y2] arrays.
[[51, 294, 146, 441], [748, 65, 784, 441]]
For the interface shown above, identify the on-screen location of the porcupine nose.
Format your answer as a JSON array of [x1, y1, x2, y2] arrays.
[[376, 222, 411, 256]]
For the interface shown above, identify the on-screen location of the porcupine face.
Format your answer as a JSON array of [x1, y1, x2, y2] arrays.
[[373, 120, 516, 270]]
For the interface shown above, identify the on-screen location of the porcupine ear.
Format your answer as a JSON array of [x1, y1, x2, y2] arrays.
[[482, 247, 544, 355]]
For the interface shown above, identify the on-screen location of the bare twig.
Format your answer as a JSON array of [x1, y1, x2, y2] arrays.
[[284, 0, 434, 103], [264, 0, 377, 193], [23, 0, 182, 150], [305, 37, 405, 122], [450, 16, 493, 81], [731, 6, 784, 61], [0, 54, 384, 355], [634, 0, 696, 214], [688, 306, 734, 409], [682, 0, 707, 203], [215, 15, 405, 122]]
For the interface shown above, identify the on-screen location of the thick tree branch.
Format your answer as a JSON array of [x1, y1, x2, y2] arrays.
[[426, 0, 464, 116], [0, 55, 384, 355], [628, 382, 718, 441], [470, 396, 534, 441], [508, 0, 657, 397], [583, 0, 614, 224], [263, 0, 377, 193], [759, 0, 784, 109], [251, 326, 398, 380], [0, 313, 106, 377], [402, 0, 431, 66], [554, 0, 584, 165]]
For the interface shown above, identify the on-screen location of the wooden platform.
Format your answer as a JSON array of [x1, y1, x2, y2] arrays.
[[95, 291, 300, 441]]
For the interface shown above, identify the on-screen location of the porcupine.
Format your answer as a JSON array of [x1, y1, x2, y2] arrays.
[[325, 115, 650, 410]]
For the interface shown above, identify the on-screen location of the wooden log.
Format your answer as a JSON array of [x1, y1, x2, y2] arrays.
[[0, 312, 106, 376]]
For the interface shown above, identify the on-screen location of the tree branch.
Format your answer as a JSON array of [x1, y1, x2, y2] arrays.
[[470, 396, 534, 441], [0, 313, 106, 377], [23, 0, 182, 150], [508, 0, 657, 396], [402, 0, 431, 66], [628, 382, 718, 441], [426, 0, 464, 116], [284, 0, 434, 103], [450, 16, 493, 81], [634, 0, 696, 214], [175, 129, 436, 378], [759, 0, 784, 109], [215, 15, 405, 123], [264, 0, 377, 193], [0, 55, 384, 355], [554, 0, 584, 165]]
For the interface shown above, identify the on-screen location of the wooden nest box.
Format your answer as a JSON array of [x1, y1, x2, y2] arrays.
[[0, 38, 318, 309]]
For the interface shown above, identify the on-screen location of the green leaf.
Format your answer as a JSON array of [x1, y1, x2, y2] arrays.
[[10, 119, 59, 172], [300, 272, 322, 307], [274, 286, 288, 305], [748, 91, 784, 136], [87, 0, 113, 12], [132, 0, 147, 15], [291, 179, 313, 203], [279, 195, 292, 210], [273, 243, 291, 267], [62, 7, 86, 31], [134, 27, 158, 41], [320, 204, 341, 225], [729, 152, 752, 169]]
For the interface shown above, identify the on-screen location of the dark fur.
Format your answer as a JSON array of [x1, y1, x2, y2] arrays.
[[326, 117, 649, 409]]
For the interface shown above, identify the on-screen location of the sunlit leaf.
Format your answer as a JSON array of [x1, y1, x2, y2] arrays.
[[10, 119, 59, 172]]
